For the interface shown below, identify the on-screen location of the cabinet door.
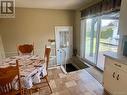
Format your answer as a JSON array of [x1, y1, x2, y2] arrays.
[[104, 64, 118, 95], [115, 69, 127, 95]]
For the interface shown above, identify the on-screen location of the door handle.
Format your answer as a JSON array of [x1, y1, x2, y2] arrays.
[[116, 74, 120, 80], [112, 72, 115, 78]]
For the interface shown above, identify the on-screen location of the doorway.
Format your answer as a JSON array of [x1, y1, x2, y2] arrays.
[[85, 17, 100, 65], [84, 13, 119, 71], [55, 26, 73, 73], [97, 19, 119, 70]]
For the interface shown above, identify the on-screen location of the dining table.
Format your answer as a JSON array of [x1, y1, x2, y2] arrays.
[[0, 55, 47, 89]]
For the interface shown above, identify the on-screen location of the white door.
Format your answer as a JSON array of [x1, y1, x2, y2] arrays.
[[55, 26, 73, 65]]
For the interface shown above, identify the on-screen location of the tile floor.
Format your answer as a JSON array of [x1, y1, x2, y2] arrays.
[[86, 67, 103, 84], [32, 67, 109, 95]]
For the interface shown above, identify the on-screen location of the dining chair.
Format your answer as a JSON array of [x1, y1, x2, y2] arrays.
[[30, 45, 52, 94], [0, 60, 24, 95], [44, 45, 51, 70], [17, 43, 34, 55]]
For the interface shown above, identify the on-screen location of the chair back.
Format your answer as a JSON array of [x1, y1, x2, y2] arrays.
[[17, 44, 34, 55], [44, 46, 51, 70], [0, 60, 22, 94]]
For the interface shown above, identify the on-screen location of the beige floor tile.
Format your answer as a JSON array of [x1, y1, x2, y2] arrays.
[[65, 80, 77, 88], [49, 80, 57, 89], [58, 73, 67, 78], [51, 92, 59, 95], [32, 92, 39, 95], [31, 68, 109, 95]]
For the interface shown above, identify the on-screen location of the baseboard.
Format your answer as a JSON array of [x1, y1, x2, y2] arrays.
[[48, 66, 60, 70]]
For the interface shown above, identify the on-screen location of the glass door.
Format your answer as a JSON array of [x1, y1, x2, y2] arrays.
[[85, 17, 99, 65], [55, 26, 73, 73], [84, 13, 119, 70], [97, 19, 119, 70]]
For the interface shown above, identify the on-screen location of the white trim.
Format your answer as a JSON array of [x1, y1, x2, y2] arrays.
[[60, 65, 67, 74], [55, 26, 73, 65], [80, 19, 86, 58], [48, 66, 60, 70]]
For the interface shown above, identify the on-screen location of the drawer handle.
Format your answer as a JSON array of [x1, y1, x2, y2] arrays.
[[116, 74, 120, 80], [114, 64, 121, 68], [112, 72, 115, 78]]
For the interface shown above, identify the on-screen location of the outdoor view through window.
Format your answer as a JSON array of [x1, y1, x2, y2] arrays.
[[85, 14, 119, 70]]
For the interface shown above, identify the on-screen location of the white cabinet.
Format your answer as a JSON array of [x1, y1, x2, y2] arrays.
[[115, 68, 127, 95], [104, 57, 127, 95], [104, 64, 118, 95]]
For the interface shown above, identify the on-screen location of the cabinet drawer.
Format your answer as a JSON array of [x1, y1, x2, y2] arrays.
[[105, 57, 127, 73]]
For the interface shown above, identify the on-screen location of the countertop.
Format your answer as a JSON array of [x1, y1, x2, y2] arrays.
[[104, 51, 127, 65]]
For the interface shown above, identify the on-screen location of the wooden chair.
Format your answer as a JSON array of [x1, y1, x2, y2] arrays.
[[44, 45, 51, 70], [17, 43, 34, 55], [40, 46, 52, 93], [30, 46, 52, 94], [0, 60, 24, 95]]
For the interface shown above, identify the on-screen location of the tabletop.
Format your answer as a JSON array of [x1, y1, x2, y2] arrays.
[[0, 55, 47, 89]]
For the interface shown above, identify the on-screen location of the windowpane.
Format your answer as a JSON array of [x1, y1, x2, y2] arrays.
[[97, 19, 119, 70], [85, 18, 98, 64], [84, 13, 120, 70]]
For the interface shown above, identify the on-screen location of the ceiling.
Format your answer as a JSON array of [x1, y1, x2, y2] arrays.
[[15, 0, 98, 10]]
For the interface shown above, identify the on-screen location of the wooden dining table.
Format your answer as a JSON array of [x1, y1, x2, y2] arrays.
[[0, 55, 47, 89]]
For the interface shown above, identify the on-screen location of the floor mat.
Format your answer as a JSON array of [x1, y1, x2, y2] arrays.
[[64, 63, 89, 73], [65, 63, 78, 72], [70, 56, 89, 69]]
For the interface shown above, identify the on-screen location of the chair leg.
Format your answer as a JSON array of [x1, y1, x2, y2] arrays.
[[21, 88, 24, 95], [29, 89, 32, 95], [45, 76, 52, 94]]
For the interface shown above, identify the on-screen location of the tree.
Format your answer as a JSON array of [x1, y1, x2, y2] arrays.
[[101, 28, 113, 39]]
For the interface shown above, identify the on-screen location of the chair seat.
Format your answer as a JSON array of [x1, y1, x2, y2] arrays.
[[26, 46, 52, 95]]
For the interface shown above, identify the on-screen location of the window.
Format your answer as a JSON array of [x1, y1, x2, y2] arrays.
[[82, 13, 120, 70]]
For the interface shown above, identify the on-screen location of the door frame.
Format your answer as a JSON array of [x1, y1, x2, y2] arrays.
[[84, 16, 101, 66], [83, 16, 120, 71], [55, 26, 73, 65]]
